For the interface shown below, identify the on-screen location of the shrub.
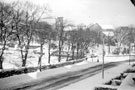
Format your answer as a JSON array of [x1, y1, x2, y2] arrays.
[[7, 43, 15, 47], [132, 64, 135, 67], [124, 68, 135, 73], [0, 58, 85, 78], [95, 87, 117, 90]]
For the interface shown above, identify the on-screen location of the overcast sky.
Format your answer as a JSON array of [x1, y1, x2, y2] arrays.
[[3, 0, 135, 27]]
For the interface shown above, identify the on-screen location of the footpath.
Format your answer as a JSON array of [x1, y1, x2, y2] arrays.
[[0, 55, 134, 90], [0, 59, 101, 90], [59, 55, 135, 90], [59, 62, 131, 90]]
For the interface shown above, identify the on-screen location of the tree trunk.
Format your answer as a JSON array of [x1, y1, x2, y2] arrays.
[[58, 23, 64, 62], [16, 34, 25, 67], [19, 43, 27, 67], [23, 49, 28, 67], [22, 44, 29, 67], [0, 40, 7, 69], [92, 49, 93, 62], [0, 56, 3, 69], [22, 58, 26, 67], [66, 53, 69, 61], [58, 40, 61, 62], [22, 32, 32, 67], [80, 45, 83, 58], [48, 39, 51, 64], [71, 43, 75, 60], [22, 45, 30, 67], [108, 44, 110, 54], [72, 49, 74, 60], [119, 42, 122, 54], [76, 43, 79, 59], [38, 43, 43, 71], [38, 56, 42, 71], [66, 42, 70, 61], [21, 48, 25, 67]]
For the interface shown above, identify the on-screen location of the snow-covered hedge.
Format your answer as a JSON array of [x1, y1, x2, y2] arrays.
[[132, 64, 135, 67], [95, 87, 117, 90], [123, 64, 135, 73], [0, 58, 85, 78], [124, 68, 135, 73]]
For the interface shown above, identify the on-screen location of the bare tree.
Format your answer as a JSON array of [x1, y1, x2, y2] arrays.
[[55, 18, 74, 62], [35, 21, 52, 71], [55, 17, 64, 62], [0, 2, 14, 69], [48, 29, 57, 64], [13, 1, 47, 67]]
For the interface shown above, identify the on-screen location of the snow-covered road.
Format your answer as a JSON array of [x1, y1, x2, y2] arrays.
[[0, 56, 133, 90], [24, 62, 123, 90], [6, 62, 126, 90]]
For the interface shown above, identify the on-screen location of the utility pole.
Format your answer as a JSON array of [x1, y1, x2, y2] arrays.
[[129, 43, 131, 65], [102, 34, 105, 79]]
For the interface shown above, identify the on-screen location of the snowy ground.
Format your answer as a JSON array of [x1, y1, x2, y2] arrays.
[[1, 44, 135, 90], [58, 62, 132, 90], [2, 44, 134, 69], [118, 72, 135, 90], [57, 55, 135, 90], [0, 55, 134, 90], [2, 44, 69, 69], [0, 59, 101, 89]]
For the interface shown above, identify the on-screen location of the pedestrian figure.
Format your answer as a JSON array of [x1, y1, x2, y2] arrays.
[[86, 57, 87, 61], [97, 56, 99, 62], [97, 58, 99, 62]]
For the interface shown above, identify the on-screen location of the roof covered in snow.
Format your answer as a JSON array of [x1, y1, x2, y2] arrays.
[[101, 25, 115, 30]]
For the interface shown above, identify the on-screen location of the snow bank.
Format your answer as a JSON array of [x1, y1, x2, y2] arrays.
[[0, 60, 100, 90], [118, 73, 135, 90], [59, 63, 130, 90]]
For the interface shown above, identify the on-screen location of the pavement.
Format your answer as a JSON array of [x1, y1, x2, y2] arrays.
[[0, 55, 134, 90], [58, 62, 130, 90], [0, 58, 101, 90]]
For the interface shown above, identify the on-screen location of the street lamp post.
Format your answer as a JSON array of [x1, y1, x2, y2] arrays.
[[129, 43, 131, 65], [102, 34, 105, 79]]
